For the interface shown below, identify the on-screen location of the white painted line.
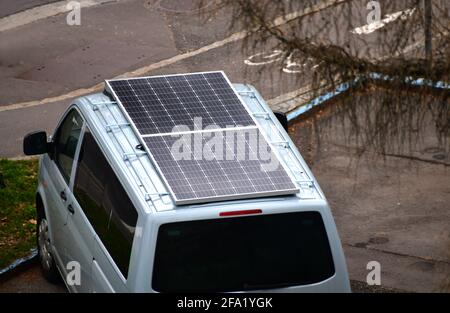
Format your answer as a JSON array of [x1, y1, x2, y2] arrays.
[[244, 50, 284, 66], [0, 0, 348, 113], [0, 0, 115, 32], [0, 82, 104, 113], [351, 8, 416, 35]]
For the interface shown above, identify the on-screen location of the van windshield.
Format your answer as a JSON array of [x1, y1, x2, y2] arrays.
[[152, 211, 335, 292]]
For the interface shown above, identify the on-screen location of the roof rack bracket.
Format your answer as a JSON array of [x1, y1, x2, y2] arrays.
[[238, 90, 256, 98], [123, 151, 147, 161], [270, 140, 290, 148], [105, 123, 130, 132], [296, 180, 314, 188], [91, 101, 117, 111], [252, 112, 270, 120], [296, 180, 316, 199], [144, 192, 170, 202]]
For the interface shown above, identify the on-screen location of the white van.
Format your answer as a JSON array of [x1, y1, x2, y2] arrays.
[[23, 72, 350, 293]]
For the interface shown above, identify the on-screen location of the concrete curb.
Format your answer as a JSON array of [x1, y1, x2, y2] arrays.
[[0, 248, 38, 283], [286, 74, 450, 122]]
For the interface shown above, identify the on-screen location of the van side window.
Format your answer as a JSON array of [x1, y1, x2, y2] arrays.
[[54, 109, 83, 183], [73, 128, 138, 278]]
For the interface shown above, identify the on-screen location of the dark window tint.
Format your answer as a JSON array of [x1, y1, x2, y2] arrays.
[[54, 109, 83, 183], [73, 128, 138, 278], [153, 212, 335, 292]]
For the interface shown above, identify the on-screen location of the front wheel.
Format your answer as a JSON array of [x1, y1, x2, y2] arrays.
[[37, 214, 61, 283]]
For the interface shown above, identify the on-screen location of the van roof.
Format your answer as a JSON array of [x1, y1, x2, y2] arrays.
[[74, 83, 323, 213]]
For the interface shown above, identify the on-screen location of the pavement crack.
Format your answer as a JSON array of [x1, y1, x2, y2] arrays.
[[344, 243, 450, 265]]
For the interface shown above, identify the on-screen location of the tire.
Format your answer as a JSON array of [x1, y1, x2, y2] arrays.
[[36, 208, 61, 284]]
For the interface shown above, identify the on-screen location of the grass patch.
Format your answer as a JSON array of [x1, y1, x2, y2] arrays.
[[0, 158, 39, 269]]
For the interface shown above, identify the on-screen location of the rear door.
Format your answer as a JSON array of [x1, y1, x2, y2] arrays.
[[152, 211, 335, 292]]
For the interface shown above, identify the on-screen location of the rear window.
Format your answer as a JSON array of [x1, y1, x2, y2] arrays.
[[152, 211, 335, 292]]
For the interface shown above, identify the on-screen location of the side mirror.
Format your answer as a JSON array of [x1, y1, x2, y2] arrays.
[[23, 131, 49, 155], [273, 111, 289, 132]]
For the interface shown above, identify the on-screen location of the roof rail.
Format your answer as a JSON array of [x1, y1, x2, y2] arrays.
[[238, 87, 316, 199], [88, 98, 169, 208]]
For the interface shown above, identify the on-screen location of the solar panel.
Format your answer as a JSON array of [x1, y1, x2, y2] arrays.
[[106, 71, 299, 205], [107, 72, 255, 135], [144, 129, 298, 204]]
